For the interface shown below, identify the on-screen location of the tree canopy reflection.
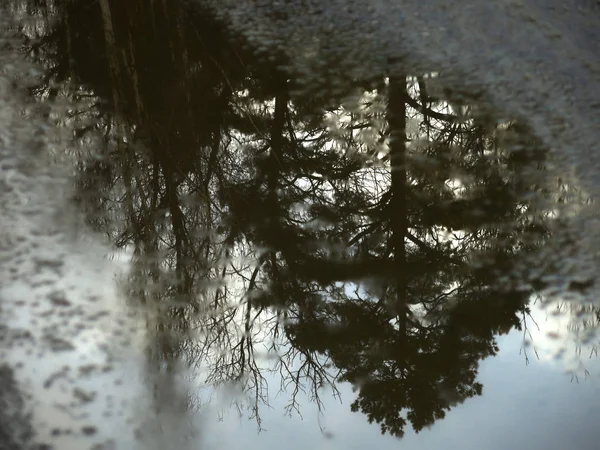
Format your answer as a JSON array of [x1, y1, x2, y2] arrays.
[[14, 0, 559, 439]]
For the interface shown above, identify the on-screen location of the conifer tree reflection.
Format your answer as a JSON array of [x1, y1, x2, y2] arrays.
[[257, 77, 549, 437]]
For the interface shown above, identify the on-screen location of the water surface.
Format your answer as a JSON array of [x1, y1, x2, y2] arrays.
[[1, 1, 600, 449]]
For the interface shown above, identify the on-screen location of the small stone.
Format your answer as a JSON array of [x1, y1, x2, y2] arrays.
[[81, 426, 97, 436]]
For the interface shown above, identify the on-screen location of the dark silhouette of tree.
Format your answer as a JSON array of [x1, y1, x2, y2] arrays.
[[248, 76, 551, 436]]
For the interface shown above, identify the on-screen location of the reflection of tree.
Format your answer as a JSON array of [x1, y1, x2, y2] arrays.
[[17, 0, 553, 439], [270, 79, 548, 436], [221, 72, 548, 435]]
